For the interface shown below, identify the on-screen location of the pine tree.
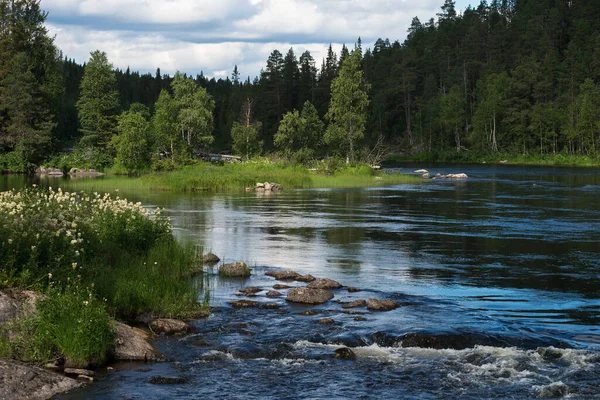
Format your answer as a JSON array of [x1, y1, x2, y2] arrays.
[[76, 50, 119, 149], [325, 50, 371, 163]]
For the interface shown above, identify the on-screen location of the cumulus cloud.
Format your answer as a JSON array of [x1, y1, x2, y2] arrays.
[[44, 0, 472, 78]]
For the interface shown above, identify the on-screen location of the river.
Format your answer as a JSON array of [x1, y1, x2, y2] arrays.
[[3, 164, 600, 399]]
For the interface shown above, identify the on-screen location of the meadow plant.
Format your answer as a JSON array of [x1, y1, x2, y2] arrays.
[[0, 186, 170, 285]]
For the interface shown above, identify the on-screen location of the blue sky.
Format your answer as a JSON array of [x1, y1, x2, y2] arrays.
[[44, 0, 475, 79]]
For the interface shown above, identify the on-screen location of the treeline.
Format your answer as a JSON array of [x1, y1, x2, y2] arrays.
[[2, 0, 600, 173]]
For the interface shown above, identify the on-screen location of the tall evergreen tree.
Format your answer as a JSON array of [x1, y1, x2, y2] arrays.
[[325, 50, 371, 163], [76, 50, 119, 149]]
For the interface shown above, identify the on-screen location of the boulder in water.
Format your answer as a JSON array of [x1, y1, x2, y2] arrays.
[[317, 318, 334, 325], [367, 298, 400, 311], [150, 319, 193, 336], [111, 321, 164, 362], [219, 262, 251, 277], [202, 253, 220, 264], [265, 270, 301, 280], [308, 278, 342, 289], [229, 300, 259, 309], [295, 274, 316, 282], [286, 288, 334, 305], [342, 299, 366, 309], [334, 347, 357, 360], [239, 287, 262, 296]]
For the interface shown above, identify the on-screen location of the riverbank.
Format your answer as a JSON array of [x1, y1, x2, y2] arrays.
[[385, 152, 600, 167], [0, 187, 208, 397], [51, 162, 421, 193]]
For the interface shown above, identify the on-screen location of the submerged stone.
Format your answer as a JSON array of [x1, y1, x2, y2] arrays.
[[148, 376, 190, 385], [334, 347, 357, 360]]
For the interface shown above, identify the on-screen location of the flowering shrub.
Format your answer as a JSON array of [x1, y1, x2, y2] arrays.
[[0, 187, 171, 286]]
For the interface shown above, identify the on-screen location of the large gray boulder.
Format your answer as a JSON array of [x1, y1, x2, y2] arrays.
[[219, 262, 251, 277], [286, 288, 334, 305], [308, 278, 342, 290], [0, 289, 46, 324], [0, 357, 83, 400], [111, 321, 164, 362]]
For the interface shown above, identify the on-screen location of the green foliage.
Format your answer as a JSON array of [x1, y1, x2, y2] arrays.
[[274, 101, 323, 162], [171, 72, 215, 150], [113, 111, 152, 174], [231, 121, 263, 159], [325, 50, 371, 162], [91, 241, 205, 319], [0, 0, 62, 169], [76, 50, 119, 149], [45, 147, 114, 172]]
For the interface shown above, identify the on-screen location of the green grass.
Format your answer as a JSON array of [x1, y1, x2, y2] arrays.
[[57, 161, 421, 193], [385, 151, 600, 167], [91, 241, 207, 320]]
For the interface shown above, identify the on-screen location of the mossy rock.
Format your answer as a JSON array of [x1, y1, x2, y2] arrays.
[[219, 262, 251, 277]]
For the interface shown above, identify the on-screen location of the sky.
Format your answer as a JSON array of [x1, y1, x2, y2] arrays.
[[44, 0, 473, 80]]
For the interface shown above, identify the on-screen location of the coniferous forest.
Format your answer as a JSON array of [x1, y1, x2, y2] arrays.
[[2, 0, 600, 173]]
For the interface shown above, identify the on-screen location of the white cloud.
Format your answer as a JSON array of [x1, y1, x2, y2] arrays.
[[45, 0, 474, 79]]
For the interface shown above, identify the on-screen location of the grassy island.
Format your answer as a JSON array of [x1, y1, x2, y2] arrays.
[[55, 161, 422, 193]]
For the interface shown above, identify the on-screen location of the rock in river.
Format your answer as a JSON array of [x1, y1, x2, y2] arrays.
[[308, 278, 342, 289], [342, 299, 366, 309], [366, 298, 400, 311], [150, 319, 193, 335], [295, 274, 316, 282], [229, 300, 259, 309], [334, 348, 357, 360], [265, 270, 301, 280], [0, 357, 83, 400], [219, 262, 251, 277], [202, 252, 220, 264], [239, 287, 263, 295], [111, 321, 164, 362], [286, 288, 334, 305]]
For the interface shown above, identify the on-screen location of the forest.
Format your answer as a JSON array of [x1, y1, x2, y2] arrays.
[[2, 0, 600, 173]]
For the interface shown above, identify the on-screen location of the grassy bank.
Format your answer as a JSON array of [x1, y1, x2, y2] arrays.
[[0, 187, 205, 367], [385, 152, 600, 167], [55, 161, 421, 193]]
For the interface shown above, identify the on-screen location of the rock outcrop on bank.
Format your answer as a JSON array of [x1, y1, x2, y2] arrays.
[[0, 357, 83, 400]]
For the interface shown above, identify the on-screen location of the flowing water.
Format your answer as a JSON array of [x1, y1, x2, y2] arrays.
[[3, 164, 600, 399]]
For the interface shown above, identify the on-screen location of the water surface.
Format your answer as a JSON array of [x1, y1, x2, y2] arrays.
[[3, 164, 599, 399]]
